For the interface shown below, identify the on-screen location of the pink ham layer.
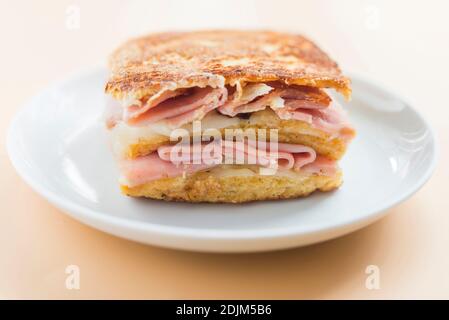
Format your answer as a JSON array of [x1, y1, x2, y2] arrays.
[[218, 86, 353, 140], [104, 87, 227, 129], [106, 85, 354, 142], [120, 141, 338, 186]]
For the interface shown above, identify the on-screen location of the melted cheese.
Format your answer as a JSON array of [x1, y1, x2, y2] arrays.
[[110, 111, 242, 156], [207, 165, 310, 179], [239, 83, 273, 102]]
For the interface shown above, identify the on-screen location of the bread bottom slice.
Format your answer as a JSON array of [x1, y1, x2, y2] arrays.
[[123, 109, 353, 160], [121, 170, 343, 203]]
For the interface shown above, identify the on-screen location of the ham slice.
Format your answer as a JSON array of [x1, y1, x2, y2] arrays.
[[276, 100, 353, 139], [127, 87, 227, 127], [218, 84, 330, 116], [216, 83, 353, 139], [124, 89, 188, 121], [157, 140, 316, 170], [120, 141, 336, 186], [120, 153, 215, 186], [107, 82, 353, 142], [218, 83, 273, 116]]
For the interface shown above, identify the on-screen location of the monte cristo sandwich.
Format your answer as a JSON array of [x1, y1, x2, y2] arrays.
[[104, 30, 355, 203]]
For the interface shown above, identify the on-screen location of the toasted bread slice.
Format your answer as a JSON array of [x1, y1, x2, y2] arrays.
[[105, 30, 351, 100], [111, 109, 354, 160], [121, 167, 342, 203]]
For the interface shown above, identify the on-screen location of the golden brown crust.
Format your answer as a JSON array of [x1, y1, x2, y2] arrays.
[[105, 30, 351, 100], [121, 170, 343, 203]]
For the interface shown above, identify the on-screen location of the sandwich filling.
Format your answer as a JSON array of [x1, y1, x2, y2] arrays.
[[119, 140, 338, 187], [106, 82, 354, 142], [106, 82, 352, 188]]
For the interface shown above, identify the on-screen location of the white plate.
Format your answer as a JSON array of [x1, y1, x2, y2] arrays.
[[7, 68, 437, 253]]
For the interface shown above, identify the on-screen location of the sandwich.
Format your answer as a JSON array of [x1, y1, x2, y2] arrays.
[[104, 30, 355, 203]]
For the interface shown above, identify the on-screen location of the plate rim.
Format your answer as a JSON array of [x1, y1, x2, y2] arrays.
[[6, 68, 439, 243]]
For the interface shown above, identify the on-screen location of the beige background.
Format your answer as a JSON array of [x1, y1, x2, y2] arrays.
[[1, 0, 448, 299]]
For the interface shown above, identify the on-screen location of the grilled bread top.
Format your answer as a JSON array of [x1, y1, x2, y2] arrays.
[[105, 30, 351, 100]]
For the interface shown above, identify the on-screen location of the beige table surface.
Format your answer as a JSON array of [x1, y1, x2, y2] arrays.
[[1, 0, 448, 299]]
